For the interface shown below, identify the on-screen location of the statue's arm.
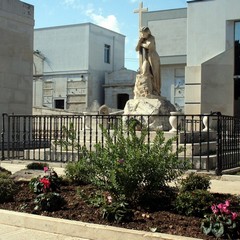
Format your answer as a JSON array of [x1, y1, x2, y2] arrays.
[[135, 38, 144, 51], [141, 36, 155, 51]]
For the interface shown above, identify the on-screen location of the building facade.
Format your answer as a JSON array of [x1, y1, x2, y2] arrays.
[[142, 8, 187, 112], [104, 68, 136, 109], [33, 23, 125, 112], [142, 0, 240, 115], [0, 0, 34, 131]]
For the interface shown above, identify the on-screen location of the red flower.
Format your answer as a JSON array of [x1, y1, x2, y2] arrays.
[[40, 177, 50, 190]]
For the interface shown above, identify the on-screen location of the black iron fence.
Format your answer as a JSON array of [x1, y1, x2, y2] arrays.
[[1, 112, 240, 175]]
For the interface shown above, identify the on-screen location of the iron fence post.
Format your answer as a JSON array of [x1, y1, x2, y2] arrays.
[[1, 113, 7, 160], [215, 112, 222, 175]]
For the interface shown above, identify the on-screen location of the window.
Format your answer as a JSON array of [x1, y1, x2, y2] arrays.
[[104, 44, 110, 63], [54, 99, 64, 109], [234, 21, 240, 76]]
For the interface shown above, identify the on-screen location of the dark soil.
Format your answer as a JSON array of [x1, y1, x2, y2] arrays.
[[0, 182, 235, 240]]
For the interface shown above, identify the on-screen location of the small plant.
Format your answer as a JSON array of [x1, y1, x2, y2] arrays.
[[102, 195, 133, 223], [34, 192, 66, 211], [29, 167, 61, 194], [179, 172, 211, 192], [0, 173, 17, 203], [54, 122, 80, 151], [29, 167, 65, 212], [175, 189, 214, 217], [26, 162, 49, 170], [78, 188, 106, 208], [201, 199, 240, 239]]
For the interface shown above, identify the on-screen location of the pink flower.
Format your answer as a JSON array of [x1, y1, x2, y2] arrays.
[[232, 212, 238, 220], [222, 205, 230, 214], [117, 159, 124, 164], [106, 195, 112, 204], [43, 166, 49, 173], [217, 203, 224, 212], [225, 200, 230, 207], [211, 204, 219, 214]]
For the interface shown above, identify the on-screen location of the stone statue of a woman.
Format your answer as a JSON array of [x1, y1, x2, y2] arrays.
[[135, 26, 161, 96]]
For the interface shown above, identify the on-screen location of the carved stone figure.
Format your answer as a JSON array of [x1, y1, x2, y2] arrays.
[[123, 26, 176, 131], [135, 26, 161, 96]]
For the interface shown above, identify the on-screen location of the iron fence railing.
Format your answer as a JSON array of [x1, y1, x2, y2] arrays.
[[1, 113, 240, 174]]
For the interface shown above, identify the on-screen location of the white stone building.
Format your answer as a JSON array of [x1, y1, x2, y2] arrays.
[[0, 0, 34, 131], [142, 0, 240, 115], [33, 23, 125, 112], [104, 68, 136, 109]]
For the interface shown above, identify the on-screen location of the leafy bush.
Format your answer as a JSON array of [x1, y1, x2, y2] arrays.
[[175, 189, 214, 217], [179, 172, 211, 192], [0, 173, 17, 203], [34, 192, 66, 211], [82, 121, 189, 203], [65, 156, 92, 184], [26, 162, 49, 170], [201, 199, 240, 239]]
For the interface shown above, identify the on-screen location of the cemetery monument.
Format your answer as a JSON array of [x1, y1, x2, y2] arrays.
[[123, 2, 176, 130]]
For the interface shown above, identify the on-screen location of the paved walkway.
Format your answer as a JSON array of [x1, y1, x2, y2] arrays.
[[0, 160, 239, 240], [0, 223, 88, 240]]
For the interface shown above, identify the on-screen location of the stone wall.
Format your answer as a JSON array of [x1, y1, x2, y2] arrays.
[[0, 0, 34, 144], [0, 1, 34, 122]]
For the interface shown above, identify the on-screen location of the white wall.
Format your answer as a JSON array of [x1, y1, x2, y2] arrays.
[[0, 0, 34, 121], [185, 0, 240, 115], [34, 24, 90, 73]]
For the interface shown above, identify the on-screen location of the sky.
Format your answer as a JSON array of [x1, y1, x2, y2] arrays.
[[23, 0, 187, 71]]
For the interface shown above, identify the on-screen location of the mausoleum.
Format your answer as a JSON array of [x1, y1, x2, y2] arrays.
[[141, 0, 240, 115]]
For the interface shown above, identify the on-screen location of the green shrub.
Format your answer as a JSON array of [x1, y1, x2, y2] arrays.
[[0, 173, 17, 203], [26, 162, 49, 170], [65, 156, 93, 184], [175, 189, 214, 217], [34, 192, 66, 211], [83, 121, 189, 203], [179, 172, 211, 192]]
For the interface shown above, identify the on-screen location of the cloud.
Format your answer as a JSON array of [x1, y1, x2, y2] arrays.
[[130, 0, 139, 3], [62, 0, 82, 9], [85, 8, 121, 33], [61, 1, 121, 33]]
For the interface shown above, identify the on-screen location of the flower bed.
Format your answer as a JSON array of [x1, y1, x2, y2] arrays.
[[0, 124, 240, 239]]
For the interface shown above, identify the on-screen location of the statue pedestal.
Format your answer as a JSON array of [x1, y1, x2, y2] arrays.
[[123, 97, 176, 131], [134, 73, 153, 98]]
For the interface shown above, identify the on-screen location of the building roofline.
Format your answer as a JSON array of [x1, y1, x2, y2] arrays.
[[143, 7, 187, 14], [187, 0, 212, 3], [34, 22, 125, 37]]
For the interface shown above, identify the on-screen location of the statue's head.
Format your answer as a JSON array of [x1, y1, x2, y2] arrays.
[[140, 26, 151, 37]]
